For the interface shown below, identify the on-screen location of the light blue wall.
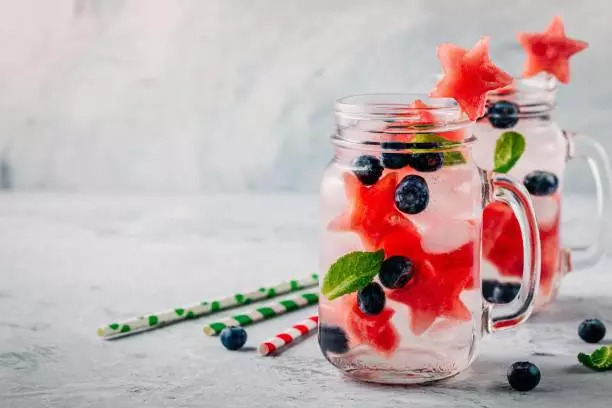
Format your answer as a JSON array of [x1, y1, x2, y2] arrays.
[[0, 0, 608, 192]]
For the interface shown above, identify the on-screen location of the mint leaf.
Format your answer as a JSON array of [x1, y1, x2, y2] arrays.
[[443, 151, 467, 166], [578, 352, 597, 370], [578, 346, 612, 371], [412, 133, 452, 144], [412, 133, 466, 166], [591, 346, 612, 369], [322, 250, 384, 300], [493, 131, 525, 173]]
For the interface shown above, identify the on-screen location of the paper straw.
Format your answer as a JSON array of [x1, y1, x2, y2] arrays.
[[258, 314, 318, 356], [97, 274, 319, 339], [202, 292, 319, 336]]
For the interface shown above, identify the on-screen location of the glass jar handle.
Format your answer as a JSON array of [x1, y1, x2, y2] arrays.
[[484, 174, 541, 333], [563, 131, 612, 269]]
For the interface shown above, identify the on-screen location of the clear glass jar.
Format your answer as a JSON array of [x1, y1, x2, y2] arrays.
[[473, 76, 612, 310], [318, 94, 540, 384]]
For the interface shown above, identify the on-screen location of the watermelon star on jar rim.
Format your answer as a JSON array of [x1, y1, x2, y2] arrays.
[[517, 16, 588, 84], [430, 36, 513, 121]]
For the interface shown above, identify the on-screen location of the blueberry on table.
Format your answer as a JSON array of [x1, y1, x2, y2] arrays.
[[394, 175, 429, 214], [507, 361, 541, 391], [352, 155, 384, 185], [357, 282, 386, 315], [318, 325, 349, 354], [220, 326, 248, 350], [487, 101, 520, 129], [578, 319, 606, 343], [523, 171, 559, 196], [379, 256, 414, 289], [406, 153, 444, 172], [381, 142, 411, 170]]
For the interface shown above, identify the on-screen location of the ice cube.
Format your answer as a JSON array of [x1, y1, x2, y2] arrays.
[[533, 195, 560, 230], [420, 217, 477, 254]]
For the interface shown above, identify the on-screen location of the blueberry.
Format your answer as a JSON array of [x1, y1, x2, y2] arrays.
[[379, 256, 414, 289], [318, 325, 349, 354], [487, 101, 520, 129], [394, 174, 429, 214], [357, 282, 386, 315], [381, 142, 411, 170], [578, 319, 606, 343], [482, 280, 520, 304], [482, 279, 499, 302], [352, 155, 384, 185], [523, 171, 559, 196], [492, 282, 521, 304], [507, 361, 541, 391], [406, 153, 444, 172], [220, 326, 248, 350]]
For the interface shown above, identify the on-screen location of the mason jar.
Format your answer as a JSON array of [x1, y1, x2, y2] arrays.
[[318, 94, 540, 384], [473, 76, 612, 310]]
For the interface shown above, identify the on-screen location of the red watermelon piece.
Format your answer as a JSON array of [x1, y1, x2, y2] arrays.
[[387, 259, 472, 336], [539, 214, 561, 296], [431, 37, 513, 120], [408, 99, 435, 126], [430, 240, 477, 289], [493, 82, 517, 96], [381, 225, 475, 335], [345, 295, 399, 356], [517, 16, 588, 84], [384, 99, 435, 133], [482, 200, 561, 296], [383, 99, 469, 142], [331, 169, 477, 338], [328, 172, 415, 250], [441, 128, 470, 143], [482, 201, 524, 278], [380, 224, 424, 259]]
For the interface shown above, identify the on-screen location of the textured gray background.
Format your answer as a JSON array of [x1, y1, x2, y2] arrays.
[[0, 0, 609, 192]]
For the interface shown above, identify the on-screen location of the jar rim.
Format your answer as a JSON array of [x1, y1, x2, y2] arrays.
[[333, 93, 474, 148], [330, 133, 477, 152], [485, 74, 556, 116], [488, 74, 557, 97], [334, 93, 472, 132], [335, 93, 467, 119]]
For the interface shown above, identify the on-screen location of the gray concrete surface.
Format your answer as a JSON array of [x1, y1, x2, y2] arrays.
[[0, 193, 610, 407]]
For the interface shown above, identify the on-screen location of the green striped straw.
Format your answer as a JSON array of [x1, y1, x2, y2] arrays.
[[202, 292, 319, 335], [97, 274, 319, 339]]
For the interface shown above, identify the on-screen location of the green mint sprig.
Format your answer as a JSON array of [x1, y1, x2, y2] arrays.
[[493, 131, 525, 173], [412, 133, 466, 166], [321, 250, 384, 300], [578, 346, 612, 371]]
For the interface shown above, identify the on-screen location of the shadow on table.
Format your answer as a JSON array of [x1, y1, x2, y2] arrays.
[[455, 356, 602, 395], [527, 294, 612, 325]]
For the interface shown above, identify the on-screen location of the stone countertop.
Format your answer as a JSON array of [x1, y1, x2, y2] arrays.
[[0, 193, 610, 408]]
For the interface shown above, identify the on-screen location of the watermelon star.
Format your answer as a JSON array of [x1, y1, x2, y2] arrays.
[[328, 172, 416, 250], [517, 16, 588, 84], [382, 223, 476, 285], [388, 259, 472, 336], [431, 37, 513, 120], [381, 225, 475, 334], [345, 295, 400, 357]]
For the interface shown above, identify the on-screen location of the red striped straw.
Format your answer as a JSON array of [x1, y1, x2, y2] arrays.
[[258, 314, 318, 356]]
